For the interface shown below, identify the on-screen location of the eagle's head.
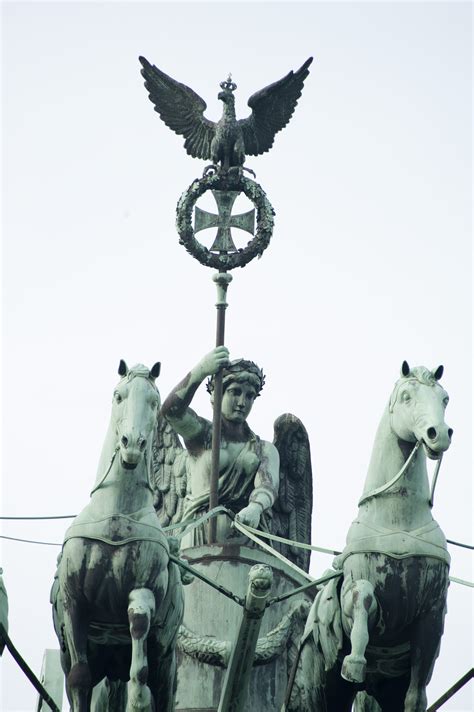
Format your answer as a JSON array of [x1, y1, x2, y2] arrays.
[[218, 76, 237, 104]]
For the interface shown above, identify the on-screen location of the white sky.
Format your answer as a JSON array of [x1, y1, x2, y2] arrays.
[[1, 1, 472, 710]]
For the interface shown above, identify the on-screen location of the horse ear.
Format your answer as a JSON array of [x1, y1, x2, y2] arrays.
[[432, 365, 444, 381], [401, 361, 410, 377], [118, 359, 128, 377], [150, 362, 161, 379]]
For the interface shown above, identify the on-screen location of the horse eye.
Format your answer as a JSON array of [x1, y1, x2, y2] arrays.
[[401, 391, 411, 403], [443, 396, 449, 407], [114, 392, 122, 403]]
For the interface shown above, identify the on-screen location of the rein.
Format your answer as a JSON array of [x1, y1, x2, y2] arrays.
[[358, 440, 444, 508], [358, 441, 421, 507], [429, 453, 443, 508], [90, 447, 119, 496], [89, 447, 154, 496]]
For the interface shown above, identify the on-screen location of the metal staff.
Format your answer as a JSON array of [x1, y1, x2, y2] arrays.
[[193, 187, 257, 542], [209, 270, 232, 542], [177, 176, 274, 544]]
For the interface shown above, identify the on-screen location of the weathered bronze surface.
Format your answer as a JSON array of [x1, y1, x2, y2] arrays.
[[157, 347, 313, 568], [52, 363, 185, 711], [287, 363, 452, 712], [176, 172, 274, 270], [194, 190, 255, 253], [139, 56, 313, 172]]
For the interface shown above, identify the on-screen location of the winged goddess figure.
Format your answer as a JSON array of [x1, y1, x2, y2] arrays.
[[139, 56, 313, 172], [152, 348, 313, 571]]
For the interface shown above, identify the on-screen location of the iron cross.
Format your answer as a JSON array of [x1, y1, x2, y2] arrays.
[[194, 190, 255, 252]]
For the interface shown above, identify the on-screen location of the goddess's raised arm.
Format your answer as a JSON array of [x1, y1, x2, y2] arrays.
[[161, 346, 229, 443]]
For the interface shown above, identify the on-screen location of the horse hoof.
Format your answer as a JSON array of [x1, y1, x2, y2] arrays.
[[341, 654, 367, 683]]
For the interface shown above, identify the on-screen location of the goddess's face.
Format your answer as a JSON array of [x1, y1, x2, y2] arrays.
[[220, 381, 258, 423]]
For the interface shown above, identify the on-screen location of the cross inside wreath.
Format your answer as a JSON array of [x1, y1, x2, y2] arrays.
[[194, 190, 255, 253]]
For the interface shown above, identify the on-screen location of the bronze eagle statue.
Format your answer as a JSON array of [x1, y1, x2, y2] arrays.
[[139, 56, 313, 172]]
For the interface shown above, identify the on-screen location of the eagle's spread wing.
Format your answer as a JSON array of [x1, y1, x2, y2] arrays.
[[273, 413, 313, 572], [239, 57, 313, 157], [139, 56, 216, 160]]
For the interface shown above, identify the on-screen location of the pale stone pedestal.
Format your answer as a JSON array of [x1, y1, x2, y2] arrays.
[[35, 649, 64, 712]]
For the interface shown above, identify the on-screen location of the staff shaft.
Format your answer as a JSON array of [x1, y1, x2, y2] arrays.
[[209, 272, 232, 543]]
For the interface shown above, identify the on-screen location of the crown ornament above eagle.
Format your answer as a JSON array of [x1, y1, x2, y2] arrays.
[[219, 75, 237, 92]]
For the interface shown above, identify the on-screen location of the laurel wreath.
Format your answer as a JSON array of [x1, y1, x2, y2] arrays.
[[176, 173, 275, 270]]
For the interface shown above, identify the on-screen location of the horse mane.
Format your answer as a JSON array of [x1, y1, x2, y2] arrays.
[[405, 366, 437, 386], [122, 364, 157, 385]]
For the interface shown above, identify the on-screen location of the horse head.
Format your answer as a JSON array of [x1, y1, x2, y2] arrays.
[[112, 359, 161, 469], [389, 361, 453, 460]]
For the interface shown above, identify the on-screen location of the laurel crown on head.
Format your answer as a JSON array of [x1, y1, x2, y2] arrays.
[[206, 359, 265, 396]]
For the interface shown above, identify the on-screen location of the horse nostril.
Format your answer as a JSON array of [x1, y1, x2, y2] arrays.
[[448, 428, 453, 439], [427, 427, 437, 441], [121, 435, 129, 448]]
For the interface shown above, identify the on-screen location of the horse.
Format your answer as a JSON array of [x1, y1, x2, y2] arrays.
[[289, 361, 453, 712], [52, 361, 184, 712]]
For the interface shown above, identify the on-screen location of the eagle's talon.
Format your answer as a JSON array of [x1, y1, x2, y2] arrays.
[[203, 164, 218, 177], [242, 166, 257, 179]]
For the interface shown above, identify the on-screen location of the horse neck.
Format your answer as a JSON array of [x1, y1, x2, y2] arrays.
[[90, 421, 154, 515], [359, 405, 432, 529], [93, 420, 118, 487]]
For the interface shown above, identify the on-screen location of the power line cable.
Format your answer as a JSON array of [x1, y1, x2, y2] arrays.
[[0, 515, 76, 520], [0, 535, 61, 546], [446, 538, 474, 551], [1, 534, 472, 587], [1, 515, 473, 551]]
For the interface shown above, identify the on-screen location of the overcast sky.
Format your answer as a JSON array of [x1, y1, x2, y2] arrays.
[[1, 2, 472, 710]]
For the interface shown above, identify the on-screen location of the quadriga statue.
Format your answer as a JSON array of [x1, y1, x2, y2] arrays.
[[51, 362, 185, 712], [287, 362, 452, 712]]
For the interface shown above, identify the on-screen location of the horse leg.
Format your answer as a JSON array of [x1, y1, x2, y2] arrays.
[[62, 600, 91, 712], [126, 588, 155, 712], [148, 647, 177, 712], [341, 579, 377, 683], [404, 605, 446, 712]]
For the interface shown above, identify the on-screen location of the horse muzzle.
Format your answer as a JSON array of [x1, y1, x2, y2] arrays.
[[422, 424, 453, 459], [119, 433, 147, 469]]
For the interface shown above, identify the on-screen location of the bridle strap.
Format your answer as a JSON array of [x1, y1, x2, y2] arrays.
[[429, 453, 443, 508], [90, 447, 119, 496], [89, 446, 154, 497], [358, 440, 422, 507]]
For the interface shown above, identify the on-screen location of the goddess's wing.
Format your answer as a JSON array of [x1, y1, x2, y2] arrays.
[[273, 413, 313, 572], [152, 414, 188, 526]]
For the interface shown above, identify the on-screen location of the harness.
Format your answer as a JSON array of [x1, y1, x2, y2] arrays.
[[358, 439, 444, 509]]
